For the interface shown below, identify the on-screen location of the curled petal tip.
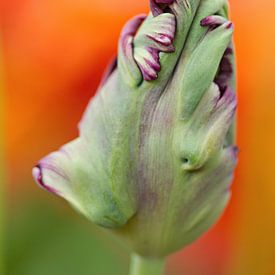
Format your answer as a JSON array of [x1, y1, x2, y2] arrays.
[[226, 22, 233, 29], [121, 14, 147, 39], [133, 13, 176, 81], [32, 165, 59, 195], [118, 14, 146, 86], [201, 16, 233, 32]]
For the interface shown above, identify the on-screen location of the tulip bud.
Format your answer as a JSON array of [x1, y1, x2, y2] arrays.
[[33, 0, 237, 260]]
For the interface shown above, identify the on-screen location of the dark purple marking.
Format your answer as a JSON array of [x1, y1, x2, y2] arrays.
[[150, 0, 174, 17], [226, 22, 233, 29], [33, 165, 60, 195], [138, 45, 175, 81], [201, 16, 233, 32], [138, 47, 161, 81], [224, 47, 233, 55], [200, 16, 225, 27], [200, 16, 224, 31], [147, 47, 160, 62], [140, 65, 158, 81], [144, 57, 161, 71], [200, 16, 216, 27], [214, 47, 234, 96]]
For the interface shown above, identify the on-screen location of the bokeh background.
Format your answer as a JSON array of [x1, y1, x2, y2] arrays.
[[2, 0, 275, 274]]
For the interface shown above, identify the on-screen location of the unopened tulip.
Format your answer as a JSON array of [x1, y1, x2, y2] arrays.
[[33, 0, 238, 274]]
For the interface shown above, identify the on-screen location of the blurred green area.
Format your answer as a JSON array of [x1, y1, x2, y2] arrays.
[[5, 193, 129, 275]]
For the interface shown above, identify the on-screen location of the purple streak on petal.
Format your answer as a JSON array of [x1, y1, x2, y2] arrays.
[[32, 165, 60, 195], [135, 15, 175, 81], [147, 34, 172, 46], [200, 16, 227, 28], [147, 47, 160, 62], [138, 47, 160, 81], [137, 43, 175, 81], [121, 10, 175, 81], [200, 16, 222, 27], [226, 22, 233, 29], [144, 57, 161, 72], [140, 65, 158, 81]]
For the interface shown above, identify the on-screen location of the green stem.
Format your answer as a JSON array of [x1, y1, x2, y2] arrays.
[[129, 253, 166, 275]]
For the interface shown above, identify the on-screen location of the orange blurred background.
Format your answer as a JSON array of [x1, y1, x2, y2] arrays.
[[2, 0, 275, 274]]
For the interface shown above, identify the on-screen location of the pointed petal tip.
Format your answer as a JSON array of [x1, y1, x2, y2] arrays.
[[32, 165, 60, 195], [200, 16, 233, 32]]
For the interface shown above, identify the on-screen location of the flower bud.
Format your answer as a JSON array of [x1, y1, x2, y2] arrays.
[[33, 0, 237, 257]]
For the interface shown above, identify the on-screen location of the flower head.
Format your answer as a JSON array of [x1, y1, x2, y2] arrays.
[[33, 0, 237, 257]]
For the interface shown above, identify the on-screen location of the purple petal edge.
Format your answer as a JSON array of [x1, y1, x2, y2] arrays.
[[120, 14, 147, 53], [32, 165, 60, 195], [119, 14, 147, 83]]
